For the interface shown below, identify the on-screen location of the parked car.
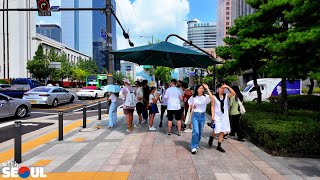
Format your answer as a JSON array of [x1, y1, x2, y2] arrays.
[[77, 86, 106, 99], [0, 93, 31, 118], [0, 78, 42, 98], [22, 86, 75, 107], [0, 84, 12, 90]]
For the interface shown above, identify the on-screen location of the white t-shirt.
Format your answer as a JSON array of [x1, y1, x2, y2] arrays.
[[149, 93, 156, 104], [188, 95, 212, 113], [164, 86, 182, 110], [109, 93, 117, 103], [178, 87, 185, 107], [161, 88, 168, 105], [135, 87, 143, 103]]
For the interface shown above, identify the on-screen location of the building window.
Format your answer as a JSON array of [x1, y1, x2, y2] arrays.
[[68, 54, 70, 60], [226, 7, 230, 10], [226, 12, 230, 15], [226, 2, 230, 5], [226, 16, 230, 20], [226, 22, 230, 25]]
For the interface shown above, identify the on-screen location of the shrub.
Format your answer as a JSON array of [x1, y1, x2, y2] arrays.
[[0, 79, 9, 84], [241, 103, 320, 157], [287, 95, 320, 111], [302, 87, 320, 94]]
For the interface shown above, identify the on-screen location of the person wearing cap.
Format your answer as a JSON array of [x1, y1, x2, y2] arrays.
[[120, 79, 135, 132]]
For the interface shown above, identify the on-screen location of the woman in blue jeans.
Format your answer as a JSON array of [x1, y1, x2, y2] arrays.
[[188, 84, 214, 154], [108, 92, 119, 128]]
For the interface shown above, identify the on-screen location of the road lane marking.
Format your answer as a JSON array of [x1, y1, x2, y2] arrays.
[[0, 119, 91, 164]]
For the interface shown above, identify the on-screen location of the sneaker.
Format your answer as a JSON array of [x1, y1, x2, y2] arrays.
[[217, 146, 225, 153], [208, 136, 214, 147], [184, 128, 192, 133], [191, 148, 197, 154], [126, 128, 132, 133], [159, 122, 162, 128], [177, 132, 182, 136], [167, 132, 172, 135], [149, 126, 156, 131]]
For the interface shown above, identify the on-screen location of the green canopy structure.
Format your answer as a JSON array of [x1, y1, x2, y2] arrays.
[[111, 41, 220, 68]]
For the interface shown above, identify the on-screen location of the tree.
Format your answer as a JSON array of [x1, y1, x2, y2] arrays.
[[112, 72, 126, 85], [154, 66, 173, 84], [71, 68, 88, 86], [77, 58, 99, 75], [27, 44, 51, 80]]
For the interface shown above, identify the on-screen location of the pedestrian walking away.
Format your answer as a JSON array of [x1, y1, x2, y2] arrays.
[[159, 83, 169, 128], [229, 86, 245, 141], [188, 84, 214, 154], [107, 92, 119, 128], [134, 81, 144, 126], [182, 83, 193, 132], [142, 80, 150, 123], [208, 82, 236, 153], [120, 79, 136, 132], [149, 87, 160, 131], [164, 79, 183, 136], [177, 80, 185, 130]]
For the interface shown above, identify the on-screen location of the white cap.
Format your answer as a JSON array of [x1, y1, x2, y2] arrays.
[[123, 79, 131, 84]]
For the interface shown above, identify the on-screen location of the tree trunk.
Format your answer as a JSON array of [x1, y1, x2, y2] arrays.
[[307, 78, 314, 95], [280, 78, 288, 113], [252, 66, 262, 104]]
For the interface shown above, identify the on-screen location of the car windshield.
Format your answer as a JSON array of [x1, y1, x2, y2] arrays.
[[243, 86, 252, 92], [30, 87, 51, 92]]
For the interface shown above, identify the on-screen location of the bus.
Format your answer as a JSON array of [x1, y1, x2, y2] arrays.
[[86, 74, 108, 88]]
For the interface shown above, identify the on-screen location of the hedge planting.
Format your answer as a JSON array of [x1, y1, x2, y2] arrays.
[[206, 102, 320, 157]]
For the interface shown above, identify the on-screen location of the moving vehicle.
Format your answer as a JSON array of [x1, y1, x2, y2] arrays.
[[0, 93, 31, 118], [22, 86, 75, 107], [77, 86, 106, 99], [0, 78, 41, 98], [242, 78, 302, 102], [86, 74, 108, 88]]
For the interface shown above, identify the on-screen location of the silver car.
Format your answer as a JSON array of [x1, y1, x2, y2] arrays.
[[23, 86, 75, 107], [0, 93, 31, 118]]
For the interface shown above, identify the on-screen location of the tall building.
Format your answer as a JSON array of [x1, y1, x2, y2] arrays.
[[120, 61, 136, 81], [184, 20, 217, 51], [36, 24, 62, 42], [61, 0, 117, 71], [0, 0, 36, 79], [217, 0, 255, 46]]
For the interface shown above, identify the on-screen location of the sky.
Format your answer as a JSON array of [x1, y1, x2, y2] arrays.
[[37, 0, 217, 72]]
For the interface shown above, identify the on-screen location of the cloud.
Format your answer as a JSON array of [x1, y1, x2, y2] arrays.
[[115, 0, 190, 50]]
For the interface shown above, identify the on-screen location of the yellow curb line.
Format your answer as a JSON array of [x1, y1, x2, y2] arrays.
[[0, 119, 91, 164]]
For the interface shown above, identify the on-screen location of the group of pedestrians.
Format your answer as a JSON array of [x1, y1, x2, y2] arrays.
[[108, 78, 245, 154]]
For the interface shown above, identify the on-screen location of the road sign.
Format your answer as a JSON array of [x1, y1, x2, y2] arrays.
[[50, 6, 60, 12], [100, 29, 107, 41], [49, 62, 61, 69], [126, 66, 131, 71], [37, 0, 51, 16]]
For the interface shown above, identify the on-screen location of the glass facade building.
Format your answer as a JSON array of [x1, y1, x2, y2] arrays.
[[61, 0, 117, 71], [36, 24, 62, 42], [183, 20, 217, 51]]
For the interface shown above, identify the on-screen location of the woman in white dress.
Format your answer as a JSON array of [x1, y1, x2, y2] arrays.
[[208, 83, 235, 153]]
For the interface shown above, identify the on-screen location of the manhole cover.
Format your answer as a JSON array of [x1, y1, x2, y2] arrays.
[[79, 127, 100, 132]]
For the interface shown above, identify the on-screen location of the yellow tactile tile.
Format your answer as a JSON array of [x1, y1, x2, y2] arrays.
[[0, 120, 91, 164], [32, 159, 53, 167], [42, 172, 129, 180], [72, 138, 86, 142]]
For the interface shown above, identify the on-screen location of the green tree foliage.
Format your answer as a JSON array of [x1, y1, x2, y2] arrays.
[[27, 45, 51, 80], [112, 72, 126, 85], [154, 66, 173, 84], [76, 58, 99, 75], [71, 68, 88, 83], [48, 50, 72, 81]]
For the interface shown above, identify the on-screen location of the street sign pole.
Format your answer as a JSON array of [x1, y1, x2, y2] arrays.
[[106, 0, 114, 84]]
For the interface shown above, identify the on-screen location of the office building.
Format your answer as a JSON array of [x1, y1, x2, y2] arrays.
[[183, 20, 217, 51], [36, 24, 62, 42], [0, 0, 36, 79], [120, 61, 136, 81], [217, 0, 255, 46], [61, 0, 117, 71]]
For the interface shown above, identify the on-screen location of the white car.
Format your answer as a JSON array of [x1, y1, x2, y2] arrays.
[[77, 86, 106, 99]]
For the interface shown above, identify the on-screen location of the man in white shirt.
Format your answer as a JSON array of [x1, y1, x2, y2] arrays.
[[164, 79, 183, 136]]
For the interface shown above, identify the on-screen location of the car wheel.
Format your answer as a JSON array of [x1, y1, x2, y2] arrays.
[[253, 98, 258, 103], [95, 93, 98, 99], [52, 99, 59, 107], [15, 105, 28, 118], [70, 95, 75, 103], [104, 93, 107, 98]]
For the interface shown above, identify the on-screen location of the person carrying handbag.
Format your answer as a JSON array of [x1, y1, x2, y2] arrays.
[[188, 84, 214, 154], [229, 86, 245, 141]]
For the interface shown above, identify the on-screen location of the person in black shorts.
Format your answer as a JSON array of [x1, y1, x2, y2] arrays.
[[134, 81, 144, 124], [142, 80, 150, 122]]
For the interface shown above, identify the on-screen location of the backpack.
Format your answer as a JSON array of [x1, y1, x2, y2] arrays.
[[125, 88, 136, 108]]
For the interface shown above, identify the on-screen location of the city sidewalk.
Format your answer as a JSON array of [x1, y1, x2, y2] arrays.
[[0, 108, 319, 180]]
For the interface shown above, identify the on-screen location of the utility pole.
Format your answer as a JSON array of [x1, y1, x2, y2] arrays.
[[106, 0, 114, 84]]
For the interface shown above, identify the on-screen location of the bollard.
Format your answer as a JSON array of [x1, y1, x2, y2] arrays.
[[83, 105, 87, 128], [14, 121, 22, 164], [98, 101, 102, 120], [58, 111, 63, 141]]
